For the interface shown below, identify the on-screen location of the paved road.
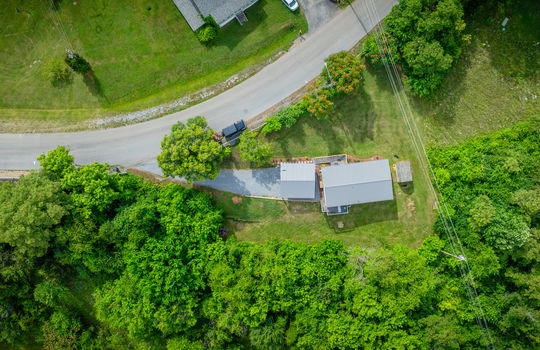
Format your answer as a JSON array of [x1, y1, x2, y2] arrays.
[[0, 0, 396, 171]]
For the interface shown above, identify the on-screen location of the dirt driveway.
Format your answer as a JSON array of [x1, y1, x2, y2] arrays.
[[299, 0, 340, 33]]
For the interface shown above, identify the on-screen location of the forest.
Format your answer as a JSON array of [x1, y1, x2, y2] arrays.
[[1, 120, 538, 349]]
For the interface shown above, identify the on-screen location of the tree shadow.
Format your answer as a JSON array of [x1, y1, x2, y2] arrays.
[[83, 70, 104, 97], [366, 64, 394, 94], [213, 0, 271, 51]]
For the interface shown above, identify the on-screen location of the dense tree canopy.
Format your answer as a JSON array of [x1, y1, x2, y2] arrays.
[[158, 116, 231, 182], [2, 119, 539, 349], [364, 0, 466, 97]]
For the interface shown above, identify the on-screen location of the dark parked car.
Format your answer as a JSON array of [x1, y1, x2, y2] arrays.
[[222, 120, 246, 145]]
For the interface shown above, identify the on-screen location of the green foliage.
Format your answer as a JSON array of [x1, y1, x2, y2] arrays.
[[37, 146, 75, 180], [261, 115, 283, 135], [238, 131, 274, 167], [384, 0, 466, 96], [301, 89, 334, 120], [64, 52, 91, 74], [468, 195, 495, 230], [196, 15, 219, 44], [196, 25, 217, 43], [429, 121, 539, 252], [61, 163, 124, 221], [41, 59, 72, 85], [41, 312, 85, 350], [362, 32, 399, 66], [34, 281, 69, 308], [275, 104, 306, 128], [95, 185, 223, 339], [0, 173, 69, 258], [157, 116, 230, 182], [324, 51, 365, 95]]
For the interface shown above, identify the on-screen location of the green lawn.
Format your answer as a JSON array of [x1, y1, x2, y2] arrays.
[[0, 0, 306, 131]]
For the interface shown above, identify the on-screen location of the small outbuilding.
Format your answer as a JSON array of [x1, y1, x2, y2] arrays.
[[280, 163, 316, 200], [321, 159, 394, 214], [395, 161, 413, 185]]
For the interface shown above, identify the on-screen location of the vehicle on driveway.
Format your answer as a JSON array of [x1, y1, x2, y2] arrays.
[[221, 120, 247, 145], [282, 0, 299, 11]]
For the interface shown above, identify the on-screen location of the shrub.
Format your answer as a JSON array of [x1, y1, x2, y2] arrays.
[[323, 51, 365, 95], [197, 25, 217, 43], [362, 32, 398, 67], [64, 52, 91, 74], [261, 116, 283, 135], [238, 131, 274, 167], [41, 59, 72, 85], [301, 91, 334, 120], [276, 104, 306, 128]]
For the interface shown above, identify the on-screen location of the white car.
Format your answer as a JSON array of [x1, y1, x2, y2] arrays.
[[282, 0, 299, 11]]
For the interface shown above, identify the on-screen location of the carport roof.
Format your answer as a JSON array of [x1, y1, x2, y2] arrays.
[[280, 163, 316, 199]]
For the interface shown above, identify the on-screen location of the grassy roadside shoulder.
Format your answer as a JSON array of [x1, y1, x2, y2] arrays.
[[0, 0, 307, 132]]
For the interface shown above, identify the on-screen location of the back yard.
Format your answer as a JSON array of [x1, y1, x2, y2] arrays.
[[0, 0, 306, 131]]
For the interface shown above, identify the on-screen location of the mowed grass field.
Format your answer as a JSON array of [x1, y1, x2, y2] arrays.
[[0, 0, 306, 131]]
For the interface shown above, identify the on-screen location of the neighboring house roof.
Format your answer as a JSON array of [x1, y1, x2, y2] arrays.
[[172, 0, 205, 31], [395, 161, 412, 183], [280, 163, 316, 199], [173, 0, 259, 31], [321, 159, 394, 208]]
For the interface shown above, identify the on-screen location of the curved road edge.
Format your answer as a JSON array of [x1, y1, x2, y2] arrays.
[[0, 0, 396, 171]]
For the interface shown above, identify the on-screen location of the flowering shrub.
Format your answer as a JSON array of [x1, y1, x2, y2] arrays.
[[361, 32, 398, 67], [301, 91, 334, 120], [324, 51, 365, 95]]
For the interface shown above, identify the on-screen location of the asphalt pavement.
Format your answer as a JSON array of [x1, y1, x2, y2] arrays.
[[0, 0, 397, 171]]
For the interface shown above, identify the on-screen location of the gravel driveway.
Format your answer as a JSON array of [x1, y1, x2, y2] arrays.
[[300, 0, 339, 33]]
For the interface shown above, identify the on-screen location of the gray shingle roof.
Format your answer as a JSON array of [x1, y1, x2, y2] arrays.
[[395, 161, 412, 183], [280, 163, 316, 199], [322, 160, 394, 208], [194, 0, 258, 27], [172, 0, 205, 31]]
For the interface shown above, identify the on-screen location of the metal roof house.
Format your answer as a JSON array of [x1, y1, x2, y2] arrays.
[[321, 159, 394, 214], [395, 161, 412, 183], [173, 0, 259, 31], [280, 163, 316, 200]]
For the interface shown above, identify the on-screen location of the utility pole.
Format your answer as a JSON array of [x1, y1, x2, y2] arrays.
[[323, 62, 334, 87], [441, 250, 466, 261]]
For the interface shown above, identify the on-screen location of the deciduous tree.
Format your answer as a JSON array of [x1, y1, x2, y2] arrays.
[[158, 116, 230, 182]]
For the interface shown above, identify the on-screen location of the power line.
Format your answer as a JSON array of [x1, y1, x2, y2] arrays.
[[359, 0, 494, 347]]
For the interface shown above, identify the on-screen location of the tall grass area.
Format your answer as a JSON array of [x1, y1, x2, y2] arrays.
[[421, 0, 539, 144], [0, 0, 306, 131]]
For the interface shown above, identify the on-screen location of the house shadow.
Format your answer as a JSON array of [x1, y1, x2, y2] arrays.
[[213, 0, 270, 51], [326, 198, 398, 233]]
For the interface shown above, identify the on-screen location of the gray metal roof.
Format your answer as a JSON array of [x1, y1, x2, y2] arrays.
[[280, 163, 316, 199], [172, 0, 205, 31], [395, 161, 412, 183], [321, 160, 393, 207]]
